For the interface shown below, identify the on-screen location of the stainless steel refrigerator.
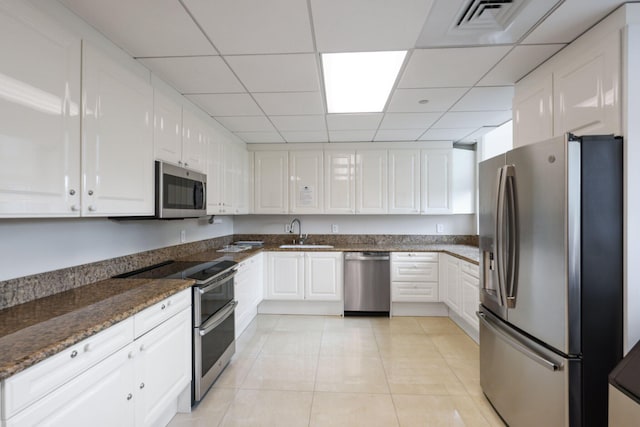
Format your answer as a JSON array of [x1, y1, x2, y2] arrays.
[[478, 134, 623, 427]]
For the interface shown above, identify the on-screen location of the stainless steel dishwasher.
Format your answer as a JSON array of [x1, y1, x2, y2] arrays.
[[343, 252, 390, 315]]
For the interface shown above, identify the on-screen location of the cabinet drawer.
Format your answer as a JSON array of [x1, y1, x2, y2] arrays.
[[391, 252, 438, 262], [134, 288, 191, 338], [460, 261, 479, 279], [391, 261, 438, 282], [3, 317, 134, 418], [392, 282, 438, 302]]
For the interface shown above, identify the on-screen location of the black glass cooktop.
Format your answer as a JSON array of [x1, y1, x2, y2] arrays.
[[114, 259, 237, 284]]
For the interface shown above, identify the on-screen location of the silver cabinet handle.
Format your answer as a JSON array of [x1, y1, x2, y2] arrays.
[[139, 382, 145, 389], [88, 190, 94, 196], [178, 161, 183, 165], [126, 393, 133, 401], [71, 204, 79, 212], [184, 162, 189, 167], [161, 303, 166, 310], [88, 205, 96, 212], [69, 189, 76, 195], [70, 350, 78, 358]]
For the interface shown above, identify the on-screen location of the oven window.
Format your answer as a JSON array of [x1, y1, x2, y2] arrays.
[[198, 277, 234, 326], [200, 313, 234, 377], [163, 174, 204, 209]]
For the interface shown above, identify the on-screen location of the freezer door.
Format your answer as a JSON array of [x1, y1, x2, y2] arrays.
[[505, 135, 579, 355], [479, 308, 578, 427], [478, 154, 507, 319]]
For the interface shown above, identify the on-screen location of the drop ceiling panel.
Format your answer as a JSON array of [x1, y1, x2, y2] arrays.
[[186, 94, 263, 116], [326, 114, 383, 130], [59, 0, 216, 57], [181, 0, 314, 54], [374, 129, 426, 141], [281, 131, 329, 143], [329, 130, 376, 142], [379, 113, 441, 129], [269, 115, 326, 132], [523, 0, 626, 44], [386, 88, 468, 112], [478, 44, 566, 85], [253, 92, 324, 115], [433, 110, 512, 128], [398, 47, 511, 88], [139, 57, 244, 94], [214, 116, 275, 132], [226, 54, 320, 92], [451, 87, 514, 111], [419, 128, 477, 141], [234, 131, 285, 143], [310, 0, 435, 52]]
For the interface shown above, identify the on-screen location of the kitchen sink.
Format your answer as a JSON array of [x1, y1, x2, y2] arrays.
[[279, 244, 334, 249]]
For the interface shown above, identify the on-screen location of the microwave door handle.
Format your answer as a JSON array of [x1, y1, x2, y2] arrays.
[[505, 165, 519, 308], [495, 167, 507, 307], [201, 181, 206, 208]]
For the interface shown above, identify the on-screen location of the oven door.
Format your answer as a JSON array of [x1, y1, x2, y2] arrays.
[[193, 300, 236, 402], [193, 271, 235, 327]]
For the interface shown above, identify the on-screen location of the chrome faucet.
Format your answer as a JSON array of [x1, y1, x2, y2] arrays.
[[289, 218, 307, 244]]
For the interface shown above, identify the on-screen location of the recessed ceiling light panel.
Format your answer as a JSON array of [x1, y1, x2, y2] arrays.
[[322, 51, 407, 114]]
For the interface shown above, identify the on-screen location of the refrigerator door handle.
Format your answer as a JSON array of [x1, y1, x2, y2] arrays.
[[504, 165, 519, 308], [495, 166, 508, 307], [477, 311, 561, 372]]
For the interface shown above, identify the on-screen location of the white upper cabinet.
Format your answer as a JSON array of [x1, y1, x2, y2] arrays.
[[82, 42, 154, 217], [232, 142, 249, 214], [513, 74, 553, 148], [0, 1, 81, 217], [324, 150, 356, 214], [388, 149, 420, 214], [356, 150, 388, 214], [553, 31, 620, 137], [206, 135, 223, 214], [421, 149, 452, 214], [181, 107, 208, 174], [289, 150, 324, 214], [253, 151, 289, 214], [451, 148, 476, 214], [152, 88, 182, 166]]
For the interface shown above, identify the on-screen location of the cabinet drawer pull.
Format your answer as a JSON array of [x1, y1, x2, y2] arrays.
[[139, 382, 145, 389], [126, 393, 133, 401], [70, 350, 78, 359], [161, 303, 166, 310]]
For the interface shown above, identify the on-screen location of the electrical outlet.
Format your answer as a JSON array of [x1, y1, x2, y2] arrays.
[[180, 229, 186, 243], [331, 224, 339, 233], [285, 224, 291, 233], [436, 223, 444, 233]]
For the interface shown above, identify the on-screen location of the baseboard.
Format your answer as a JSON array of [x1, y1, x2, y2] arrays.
[[391, 302, 449, 317], [448, 310, 479, 344], [258, 300, 343, 315]]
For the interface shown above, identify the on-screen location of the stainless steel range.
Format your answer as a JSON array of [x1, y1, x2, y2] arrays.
[[115, 258, 238, 403]]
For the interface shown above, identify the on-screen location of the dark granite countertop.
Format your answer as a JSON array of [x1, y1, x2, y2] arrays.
[[0, 242, 477, 380], [0, 278, 193, 380]]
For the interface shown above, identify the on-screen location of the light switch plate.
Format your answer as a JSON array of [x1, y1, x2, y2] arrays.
[[180, 229, 186, 243], [331, 224, 339, 233], [436, 224, 444, 233]]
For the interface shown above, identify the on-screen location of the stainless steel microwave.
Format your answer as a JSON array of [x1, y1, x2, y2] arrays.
[[155, 161, 206, 218]]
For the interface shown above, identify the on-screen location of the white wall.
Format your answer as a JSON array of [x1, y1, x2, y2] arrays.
[[234, 214, 476, 235], [0, 217, 233, 281]]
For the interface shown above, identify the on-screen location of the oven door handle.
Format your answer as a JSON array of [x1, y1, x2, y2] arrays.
[[198, 300, 237, 336], [197, 269, 237, 295]]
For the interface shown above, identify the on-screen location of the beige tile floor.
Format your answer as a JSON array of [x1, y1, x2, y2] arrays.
[[168, 315, 505, 427]]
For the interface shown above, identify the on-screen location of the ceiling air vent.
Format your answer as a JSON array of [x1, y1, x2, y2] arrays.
[[455, 0, 528, 31]]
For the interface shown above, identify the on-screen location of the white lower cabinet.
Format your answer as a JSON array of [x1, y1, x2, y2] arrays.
[[442, 255, 461, 313], [265, 252, 343, 301], [235, 254, 264, 337], [439, 254, 480, 335], [460, 267, 480, 328], [1, 289, 192, 427], [391, 252, 439, 303]]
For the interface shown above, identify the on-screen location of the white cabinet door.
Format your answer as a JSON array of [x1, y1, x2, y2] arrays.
[[388, 150, 420, 214], [153, 89, 182, 166], [134, 308, 191, 427], [392, 282, 438, 303], [290, 150, 324, 214], [181, 108, 208, 174], [222, 140, 235, 213], [0, 1, 81, 217], [553, 31, 620, 137], [305, 252, 343, 301], [452, 148, 476, 214], [513, 73, 553, 148], [460, 271, 480, 330], [232, 143, 249, 214], [5, 343, 136, 427], [443, 255, 461, 314], [421, 149, 452, 214], [265, 252, 304, 299], [324, 150, 355, 214], [82, 43, 154, 216], [235, 254, 263, 337], [356, 150, 388, 214], [206, 135, 224, 214], [254, 151, 289, 214]]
